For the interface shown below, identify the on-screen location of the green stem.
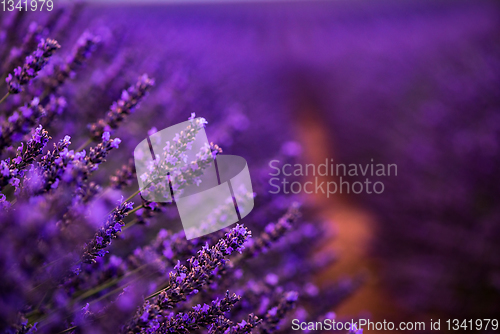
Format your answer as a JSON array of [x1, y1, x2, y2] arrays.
[[124, 188, 141, 203], [72, 266, 144, 302], [122, 218, 139, 231], [128, 204, 144, 215], [39, 87, 51, 102], [40, 256, 66, 270], [84, 270, 154, 306], [58, 326, 77, 334], [0, 92, 10, 104], [94, 187, 110, 201], [76, 138, 93, 152], [145, 282, 170, 300]]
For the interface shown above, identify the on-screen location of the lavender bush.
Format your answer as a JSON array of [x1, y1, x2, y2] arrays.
[[0, 5, 356, 334]]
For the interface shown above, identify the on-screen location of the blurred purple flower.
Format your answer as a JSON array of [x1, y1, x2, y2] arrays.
[[6, 38, 60, 94]]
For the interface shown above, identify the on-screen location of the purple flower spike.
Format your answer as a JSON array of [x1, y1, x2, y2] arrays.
[[260, 291, 299, 333], [59, 133, 122, 203], [158, 291, 241, 333], [6, 38, 60, 94], [157, 224, 250, 308], [0, 125, 51, 191], [1, 98, 45, 151], [208, 313, 261, 334], [89, 74, 155, 140], [126, 225, 251, 332], [30, 135, 72, 194], [109, 159, 136, 190], [244, 203, 301, 259], [45, 31, 100, 92], [80, 199, 134, 265]]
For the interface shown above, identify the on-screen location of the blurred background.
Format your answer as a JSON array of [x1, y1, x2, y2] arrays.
[[3, 0, 500, 331]]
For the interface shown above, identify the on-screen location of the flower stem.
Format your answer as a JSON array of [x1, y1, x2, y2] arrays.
[[80, 270, 154, 306], [128, 204, 144, 215], [146, 286, 168, 300], [76, 138, 93, 152], [58, 325, 77, 334], [0, 92, 9, 104], [124, 188, 141, 203], [122, 218, 138, 231], [72, 266, 143, 302]]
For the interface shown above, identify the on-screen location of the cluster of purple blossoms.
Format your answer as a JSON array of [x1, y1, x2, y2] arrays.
[[0, 125, 50, 192], [0, 95, 66, 151], [5, 38, 60, 95], [89, 74, 155, 140], [3, 21, 47, 75], [80, 199, 134, 266], [0, 4, 362, 334], [43, 31, 100, 94], [126, 225, 252, 333]]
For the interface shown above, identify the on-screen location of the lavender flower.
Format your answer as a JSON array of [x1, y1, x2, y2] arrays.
[[110, 158, 136, 189], [89, 74, 155, 140], [157, 224, 250, 307], [5, 315, 38, 334], [259, 291, 298, 334], [127, 225, 251, 332], [128, 208, 242, 276], [208, 314, 261, 334], [87, 132, 122, 169], [0, 193, 9, 210], [80, 199, 134, 265], [137, 115, 218, 204], [5, 38, 60, 94], [0, 125, 50, 191], [168, 142, 221, 195], [243, 203, 301, 259], [0, 98, 43, 151], [26, 135, 71, 194], [0, 96, 66, 152], [2, 21, 47, 74], [157, 291, 241, 333], [45, 31, 100, 92], [62, 132, 122, 201]]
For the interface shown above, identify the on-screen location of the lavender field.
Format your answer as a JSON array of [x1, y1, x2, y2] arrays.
[[1, 0, 499, 333]]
